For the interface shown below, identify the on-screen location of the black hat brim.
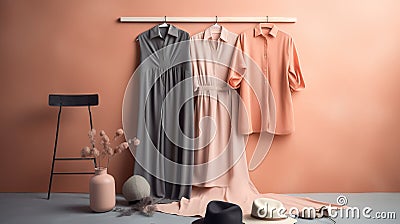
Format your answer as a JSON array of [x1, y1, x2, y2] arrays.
[[192, 218, 204, 224]]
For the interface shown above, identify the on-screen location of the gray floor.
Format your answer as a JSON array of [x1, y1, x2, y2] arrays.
[[0, 193, 399, 224]]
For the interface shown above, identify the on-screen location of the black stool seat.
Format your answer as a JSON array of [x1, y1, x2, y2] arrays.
[[49, 94, 99, 107], [47, 94, 99, 200]]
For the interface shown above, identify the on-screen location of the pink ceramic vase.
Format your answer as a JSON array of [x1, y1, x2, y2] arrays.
[[89, 167, 115, 212]]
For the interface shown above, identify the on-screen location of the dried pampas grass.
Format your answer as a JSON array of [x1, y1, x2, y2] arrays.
[[81, 128, 140, 169], [132, 196, 156, 216], [113, 196, 157, 217]]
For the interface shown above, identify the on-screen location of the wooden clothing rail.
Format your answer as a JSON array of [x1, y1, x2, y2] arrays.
[[119, 16, 297, 23]]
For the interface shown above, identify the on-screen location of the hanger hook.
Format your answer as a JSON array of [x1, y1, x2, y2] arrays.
[[164, 16, 167, 23], [266, 16, 269, 23], [215, 16, 218, 24]]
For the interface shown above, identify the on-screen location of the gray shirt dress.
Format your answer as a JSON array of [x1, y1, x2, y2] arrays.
[[134, 24, 194, 201]]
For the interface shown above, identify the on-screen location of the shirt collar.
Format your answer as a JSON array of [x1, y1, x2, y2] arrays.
[[149, 24, 179, 39], [254, 23, 279, 38], [203, 26, 229, 42]]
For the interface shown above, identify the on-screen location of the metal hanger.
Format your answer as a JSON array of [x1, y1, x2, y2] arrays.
[[210, 16, 222, 34], [159, 16, 169, 28], [260, 16, 273, 28], [214, 16, 219, 26]]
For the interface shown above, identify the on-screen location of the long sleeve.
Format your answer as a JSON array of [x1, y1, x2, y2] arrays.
[[288, 37, 305, 91]]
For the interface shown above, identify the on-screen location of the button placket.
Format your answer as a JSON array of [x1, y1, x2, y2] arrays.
[[162, 34, 169, 70], [263, 37, 268, 76]]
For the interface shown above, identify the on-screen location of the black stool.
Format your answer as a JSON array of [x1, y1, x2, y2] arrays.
[[47, 94, 99, 200]]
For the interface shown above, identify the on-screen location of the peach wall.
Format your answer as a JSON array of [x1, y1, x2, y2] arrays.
[[1, 0, 400, 194]]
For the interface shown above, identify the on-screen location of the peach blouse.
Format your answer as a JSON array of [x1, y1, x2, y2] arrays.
[[228, 23, 305, 135]]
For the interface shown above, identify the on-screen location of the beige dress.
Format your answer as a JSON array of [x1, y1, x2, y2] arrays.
[[157, 26, 335, 217], [190, 26, 244, 187]]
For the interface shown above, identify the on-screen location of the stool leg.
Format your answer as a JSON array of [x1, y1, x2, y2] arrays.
[[47, 106, 62, 200], [88, 105, 97, 168]]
